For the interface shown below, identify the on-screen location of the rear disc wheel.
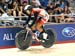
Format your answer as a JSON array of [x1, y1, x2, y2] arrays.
[[39, 29, 55, 48]]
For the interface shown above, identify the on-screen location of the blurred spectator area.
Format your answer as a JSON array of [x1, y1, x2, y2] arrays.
[[0, 0, 75, 26]]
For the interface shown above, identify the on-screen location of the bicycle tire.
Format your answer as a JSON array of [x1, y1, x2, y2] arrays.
[[15, 30, 32, 50], [40, 29, 55, 48]]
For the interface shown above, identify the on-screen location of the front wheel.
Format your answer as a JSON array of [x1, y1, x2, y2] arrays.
[[39, 29, 55, 48], [15, 30, 32, 50]]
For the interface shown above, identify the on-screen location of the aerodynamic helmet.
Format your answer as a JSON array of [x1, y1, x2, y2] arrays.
[[24, 5, 33, 11]]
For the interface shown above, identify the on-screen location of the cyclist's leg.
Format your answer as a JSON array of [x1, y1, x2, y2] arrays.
[[31, 24, 36, 31], [35, 19, 48, 40], [31, 24, 41, 41]]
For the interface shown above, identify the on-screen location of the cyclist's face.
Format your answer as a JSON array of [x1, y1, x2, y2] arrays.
[[26, 10, 31, 15]]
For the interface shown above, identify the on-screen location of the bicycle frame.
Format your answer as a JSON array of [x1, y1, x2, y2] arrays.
[[25, 25, 41, 42]]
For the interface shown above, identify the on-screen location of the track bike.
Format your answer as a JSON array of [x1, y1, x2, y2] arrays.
[[15, 18, 55, 50]]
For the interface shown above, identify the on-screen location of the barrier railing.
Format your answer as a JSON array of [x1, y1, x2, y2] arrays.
[[0, 14, 75, 18], [0, 14, 75, 26]]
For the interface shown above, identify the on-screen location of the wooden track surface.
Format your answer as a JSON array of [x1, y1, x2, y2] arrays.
[[0, 43, 75, 56]]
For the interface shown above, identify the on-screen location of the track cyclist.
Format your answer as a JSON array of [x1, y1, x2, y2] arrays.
[[24, 5, 50, 41]]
